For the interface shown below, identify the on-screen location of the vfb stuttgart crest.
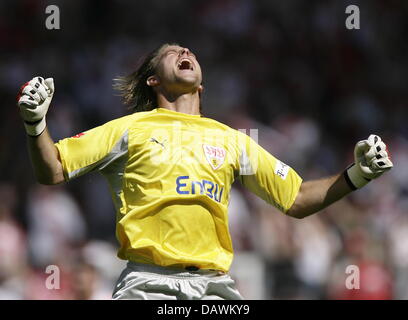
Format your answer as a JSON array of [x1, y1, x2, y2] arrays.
[[203, 144, 226, 170]]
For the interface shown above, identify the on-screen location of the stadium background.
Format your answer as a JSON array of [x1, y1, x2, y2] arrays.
[[0, 0, 407, 299]]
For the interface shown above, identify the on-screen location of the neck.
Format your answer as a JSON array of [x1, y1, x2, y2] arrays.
[[156, 89, 201, 115]]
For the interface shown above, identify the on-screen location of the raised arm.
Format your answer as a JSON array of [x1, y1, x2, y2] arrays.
[[17, 76, 65, 185], [286, 173, 351, 219], [287, 135, 393, 219], [27, 129, 65, 185]]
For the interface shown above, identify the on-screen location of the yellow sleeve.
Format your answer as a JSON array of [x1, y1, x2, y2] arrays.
[[237, 132, 302, 213], [55, 118, 130, 181]]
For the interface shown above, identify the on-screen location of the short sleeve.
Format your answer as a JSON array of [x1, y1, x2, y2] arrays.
[[237, 132, 302, 213], [55, 119, 130, 181]]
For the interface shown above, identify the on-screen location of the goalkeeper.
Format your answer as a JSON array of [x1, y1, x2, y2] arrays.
[[16, 44, 393, 300]]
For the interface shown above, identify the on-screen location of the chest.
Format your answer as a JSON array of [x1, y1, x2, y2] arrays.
[[127, 126, 238, 183]]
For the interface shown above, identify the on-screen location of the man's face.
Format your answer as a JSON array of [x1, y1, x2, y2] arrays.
[[152, 45, 203, 93]]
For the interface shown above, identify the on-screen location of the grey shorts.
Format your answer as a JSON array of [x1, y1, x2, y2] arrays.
[[112, 261, 243, 300]]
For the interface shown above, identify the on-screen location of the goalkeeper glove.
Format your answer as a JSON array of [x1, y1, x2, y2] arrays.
[[345, 134, 393, 190], [16, 76, 54, 137]]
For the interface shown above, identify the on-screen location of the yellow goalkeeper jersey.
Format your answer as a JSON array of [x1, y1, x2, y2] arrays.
[[55, 108, 302, 272]]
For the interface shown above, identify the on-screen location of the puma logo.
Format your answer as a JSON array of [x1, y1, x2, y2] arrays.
[[150, 137, 166, 148]]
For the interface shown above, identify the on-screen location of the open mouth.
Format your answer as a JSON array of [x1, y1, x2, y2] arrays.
[[177, 58, 194, 71]]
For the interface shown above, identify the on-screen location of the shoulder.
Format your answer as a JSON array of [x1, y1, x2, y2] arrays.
[[198, 117, 249, 155], [203, 118, 252, 147], [103, 110, 153, 127], [98, 110, 163, 136], [199, 116, 239, 134]]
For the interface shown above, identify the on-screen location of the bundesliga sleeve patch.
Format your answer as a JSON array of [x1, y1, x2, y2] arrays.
[[274, 160, 290, 180]]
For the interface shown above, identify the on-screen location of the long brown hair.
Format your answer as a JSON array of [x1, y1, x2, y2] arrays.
[[113, 43, 177, 113]]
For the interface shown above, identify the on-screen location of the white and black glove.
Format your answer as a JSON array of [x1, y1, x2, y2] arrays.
[[16, 76, 54, 137], [345, 134, 393, 190]]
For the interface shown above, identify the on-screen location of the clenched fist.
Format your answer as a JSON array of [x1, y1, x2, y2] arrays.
[[17, 76, 54, 136], [345, 134, 393, 189]]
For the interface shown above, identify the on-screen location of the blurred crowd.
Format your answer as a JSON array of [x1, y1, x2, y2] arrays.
[[1, 0, 408, 299]]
